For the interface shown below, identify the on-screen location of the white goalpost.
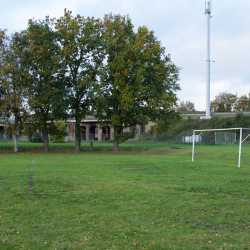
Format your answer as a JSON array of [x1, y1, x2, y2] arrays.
[[192, 128, 250, 168]]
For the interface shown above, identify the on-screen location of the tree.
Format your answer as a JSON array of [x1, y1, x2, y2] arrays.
[[210, 92, 237, 112], [176, 100, 195, 112], [55, 10, 104, 152], [235, 94, 250, 111], [0, 85, 3, 118], [23, 17, 68, 152], [0, 31, 29, 152], [0, 29, 8, 117], [51, 120, 68, 143], [94, 14, 180, 152]]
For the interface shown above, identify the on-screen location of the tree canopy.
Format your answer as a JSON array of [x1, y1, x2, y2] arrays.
[[1, 12, 181, 152], [0, 29, 8, 117], [176, 100, 195, 112], [94, 14, 180, 151], [0, 31, 30, 152], [23, 17, 68, 152], [235, 94, 250, 111], [210, 92, 250, 113], [55, 10, 104, 151], [210, 92, 237, 112]]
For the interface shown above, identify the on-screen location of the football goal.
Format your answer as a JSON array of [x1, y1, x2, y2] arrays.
[[192, 128, 250, 168]]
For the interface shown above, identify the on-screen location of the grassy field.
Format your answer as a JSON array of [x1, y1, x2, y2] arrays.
[[0, 142, 250, 249]]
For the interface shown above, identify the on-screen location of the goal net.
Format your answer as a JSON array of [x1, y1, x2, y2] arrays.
[[215, 132, 236, 145], [191, 128, 250, 168]]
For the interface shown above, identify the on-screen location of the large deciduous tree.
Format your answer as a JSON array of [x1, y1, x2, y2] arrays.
[[0, 31, 29, 152], [23, 17, 68, 152], [0, 29, 8, 117], [94, 14, 180, 152], [55, 10, 104, 152]]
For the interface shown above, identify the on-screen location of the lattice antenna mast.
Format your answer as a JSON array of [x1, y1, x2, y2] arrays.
[[203, 0, 212, 119]]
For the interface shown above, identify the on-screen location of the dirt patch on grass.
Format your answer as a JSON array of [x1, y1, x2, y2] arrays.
[[205, 225, 226, 231]]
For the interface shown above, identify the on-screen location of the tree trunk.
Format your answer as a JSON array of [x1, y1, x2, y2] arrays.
[[14, 130, 18, 152], [113, 126, 119, 152], [75, 118, 81, 152], [75, 138, 80, 152], [14, 115, 18, 152], [44, 133, 49, 152]]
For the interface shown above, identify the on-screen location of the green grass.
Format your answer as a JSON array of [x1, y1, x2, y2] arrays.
[[1, 143, 250, 249], [0, 141, 175, 153]]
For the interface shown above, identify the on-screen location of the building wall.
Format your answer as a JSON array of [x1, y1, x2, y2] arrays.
[[0, 118, 156, 142], [63, 120, 155, 142]]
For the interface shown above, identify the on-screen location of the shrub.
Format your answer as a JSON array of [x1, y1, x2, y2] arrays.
[[29, 133, 43, 143], [51, 120, 68, 143]]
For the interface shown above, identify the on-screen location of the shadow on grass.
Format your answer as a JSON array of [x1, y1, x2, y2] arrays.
[[0, 141, 190, 154], [0, 145, 153, 154]]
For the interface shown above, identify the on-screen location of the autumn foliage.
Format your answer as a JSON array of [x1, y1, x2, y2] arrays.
[[0, 11, 180, 152]]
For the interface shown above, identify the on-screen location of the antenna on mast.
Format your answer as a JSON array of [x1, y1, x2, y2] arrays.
[[205, 0, 212, 14]]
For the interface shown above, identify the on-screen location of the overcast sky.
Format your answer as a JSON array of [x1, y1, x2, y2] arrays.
[[1, 0, 250, 111]]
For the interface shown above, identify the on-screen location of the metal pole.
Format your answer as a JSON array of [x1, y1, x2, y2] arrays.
[[192, 131, 195, 161], [238, 128, 242, 168], [206, 8, 211, 117]]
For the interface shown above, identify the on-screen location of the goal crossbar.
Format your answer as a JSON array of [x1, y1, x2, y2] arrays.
[[192, 128, 250, 168]]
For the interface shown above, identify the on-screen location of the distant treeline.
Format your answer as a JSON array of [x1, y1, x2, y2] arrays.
[[138, 113, 250, 143]]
